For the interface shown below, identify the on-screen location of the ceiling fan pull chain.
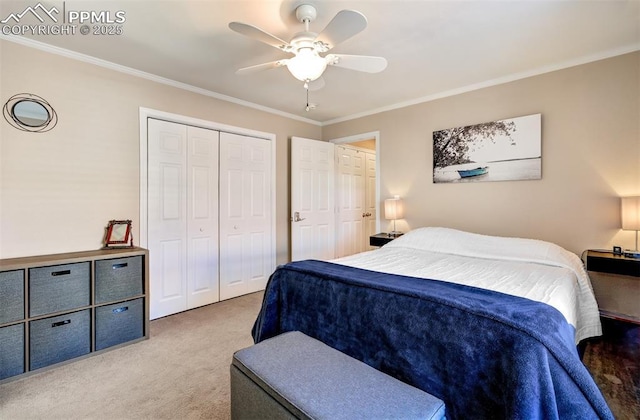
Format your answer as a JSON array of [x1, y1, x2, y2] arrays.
[[305, 87, 316, 112]]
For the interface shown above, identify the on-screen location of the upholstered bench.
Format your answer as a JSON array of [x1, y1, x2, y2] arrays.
[[230, 331, 446, 419]]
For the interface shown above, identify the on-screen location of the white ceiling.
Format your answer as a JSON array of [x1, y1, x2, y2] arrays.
[[2, 0, 639, 124]]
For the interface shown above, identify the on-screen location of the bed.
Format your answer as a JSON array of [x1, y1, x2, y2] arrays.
[[252, 227, 612, 419]]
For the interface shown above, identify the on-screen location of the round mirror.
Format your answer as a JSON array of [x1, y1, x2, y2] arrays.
[[3, 93, 57, 132], [12, 100, 50, 127]]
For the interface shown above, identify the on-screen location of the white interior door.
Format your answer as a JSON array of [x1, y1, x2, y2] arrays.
[[219, 132, 273, 300], [336, 146, 366, 258], [290, 137, 335, 261], [148, 119, 219, 319], [364, 151, 377, 250]]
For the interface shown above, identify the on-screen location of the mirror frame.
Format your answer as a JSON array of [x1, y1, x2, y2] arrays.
[[12, 99, 51, 127], [104, 220, 133, 248], [3, 93, 57, 133]]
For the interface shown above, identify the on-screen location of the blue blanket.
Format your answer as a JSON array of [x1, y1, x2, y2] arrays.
[[252, 260, 613, 420]]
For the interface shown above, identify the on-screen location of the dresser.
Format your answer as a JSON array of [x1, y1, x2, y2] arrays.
[[0, 247, 149, 383]]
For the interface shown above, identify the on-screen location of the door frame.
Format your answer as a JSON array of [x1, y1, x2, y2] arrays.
[[329, 131, 381, 235], [139, 107, 277, 272]]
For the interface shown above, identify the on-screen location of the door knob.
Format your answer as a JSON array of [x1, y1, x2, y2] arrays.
[[292, 212, 306, 222]]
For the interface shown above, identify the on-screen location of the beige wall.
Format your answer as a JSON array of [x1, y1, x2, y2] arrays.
[[0, 40, 321, 261], [2, 41, 638, 261], [323, 52, 640, 255]]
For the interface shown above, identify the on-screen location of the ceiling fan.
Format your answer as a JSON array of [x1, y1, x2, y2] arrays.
[[229, 4, 387, 90]]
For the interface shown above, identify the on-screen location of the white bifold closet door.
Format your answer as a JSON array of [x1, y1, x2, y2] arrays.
[[219, 132, 273, 300], [335, 145, 377, 257], [336, 146, 365, 258], [147, 119, 219, 319], [364, 151, 377, 250]]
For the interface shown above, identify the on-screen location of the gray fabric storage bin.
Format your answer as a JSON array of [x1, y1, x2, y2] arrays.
[[29, 262, 90, 317], [95, 256, 143, 304], [95, 298, 144, 351], [0, 270, 25, 324], [29, 309, 90, 370], [0, 324, 25, 380], [231, 331, 446, 420]]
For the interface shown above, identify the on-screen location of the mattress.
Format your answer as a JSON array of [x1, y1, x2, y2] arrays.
[[333, 227, 602, 343]]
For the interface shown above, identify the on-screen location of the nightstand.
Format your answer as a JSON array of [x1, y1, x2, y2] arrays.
[[369, 233, 403, 247], [585, 250, 640, 324]]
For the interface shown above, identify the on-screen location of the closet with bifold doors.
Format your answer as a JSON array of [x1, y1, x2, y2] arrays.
[[147, 119, 273, 320]]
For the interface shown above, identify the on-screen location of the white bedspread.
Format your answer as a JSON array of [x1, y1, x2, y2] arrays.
[[333, 227, 602, 343]]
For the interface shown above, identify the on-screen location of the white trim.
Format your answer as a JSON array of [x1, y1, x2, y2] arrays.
[[321, 43, 640, 126], [3, 34, 638, 127], [2, 34, 320, 126], [330, 131, 381, 234], [139, 107, 277, 273]]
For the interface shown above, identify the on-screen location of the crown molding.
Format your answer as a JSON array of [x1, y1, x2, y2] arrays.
[[3, 34, 637, 128], [322, 43, 640, 126], [0, 34, 322, 127]]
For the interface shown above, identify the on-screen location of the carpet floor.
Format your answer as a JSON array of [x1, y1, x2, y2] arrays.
[[0, 291, 638, 419], [0, 292, 263, 419]]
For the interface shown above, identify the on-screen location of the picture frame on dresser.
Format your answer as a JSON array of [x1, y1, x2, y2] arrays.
[[104, 219, 133, 248]]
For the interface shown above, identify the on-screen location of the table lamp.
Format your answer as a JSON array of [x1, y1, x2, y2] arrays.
[[621, 196, 640, 258], [384, 195, 404, 237]]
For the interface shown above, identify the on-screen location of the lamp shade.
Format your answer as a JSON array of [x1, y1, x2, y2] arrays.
[[621, 196, 640, 230], [286, 48, 327, 81], [384, 197, 404, 220]]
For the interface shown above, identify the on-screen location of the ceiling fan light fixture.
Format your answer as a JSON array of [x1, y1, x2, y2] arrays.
[[286, 47, 327, 81], [231, 4, 385, 96]]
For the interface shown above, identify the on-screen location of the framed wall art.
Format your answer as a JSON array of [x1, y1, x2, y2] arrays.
[[433, 113, 541, 183]]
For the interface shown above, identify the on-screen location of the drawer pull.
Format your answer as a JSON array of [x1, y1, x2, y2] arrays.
[[52, 319, 71, 328], [112, 306, 128, 314], [51, 270, 71, 276], [112, 263, 128, 269]]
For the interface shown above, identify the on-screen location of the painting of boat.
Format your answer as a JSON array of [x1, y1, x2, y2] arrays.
[[457, 166, 488, 178], [433, 113, 542, 183]]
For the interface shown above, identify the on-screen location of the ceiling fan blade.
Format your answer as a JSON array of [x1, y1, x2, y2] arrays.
[[229, 22, 289, 50], [306, 77, 325, 91], [236, 60, 288, 75], [326, 54, 387, 73], [314, 10, 367, 51]]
